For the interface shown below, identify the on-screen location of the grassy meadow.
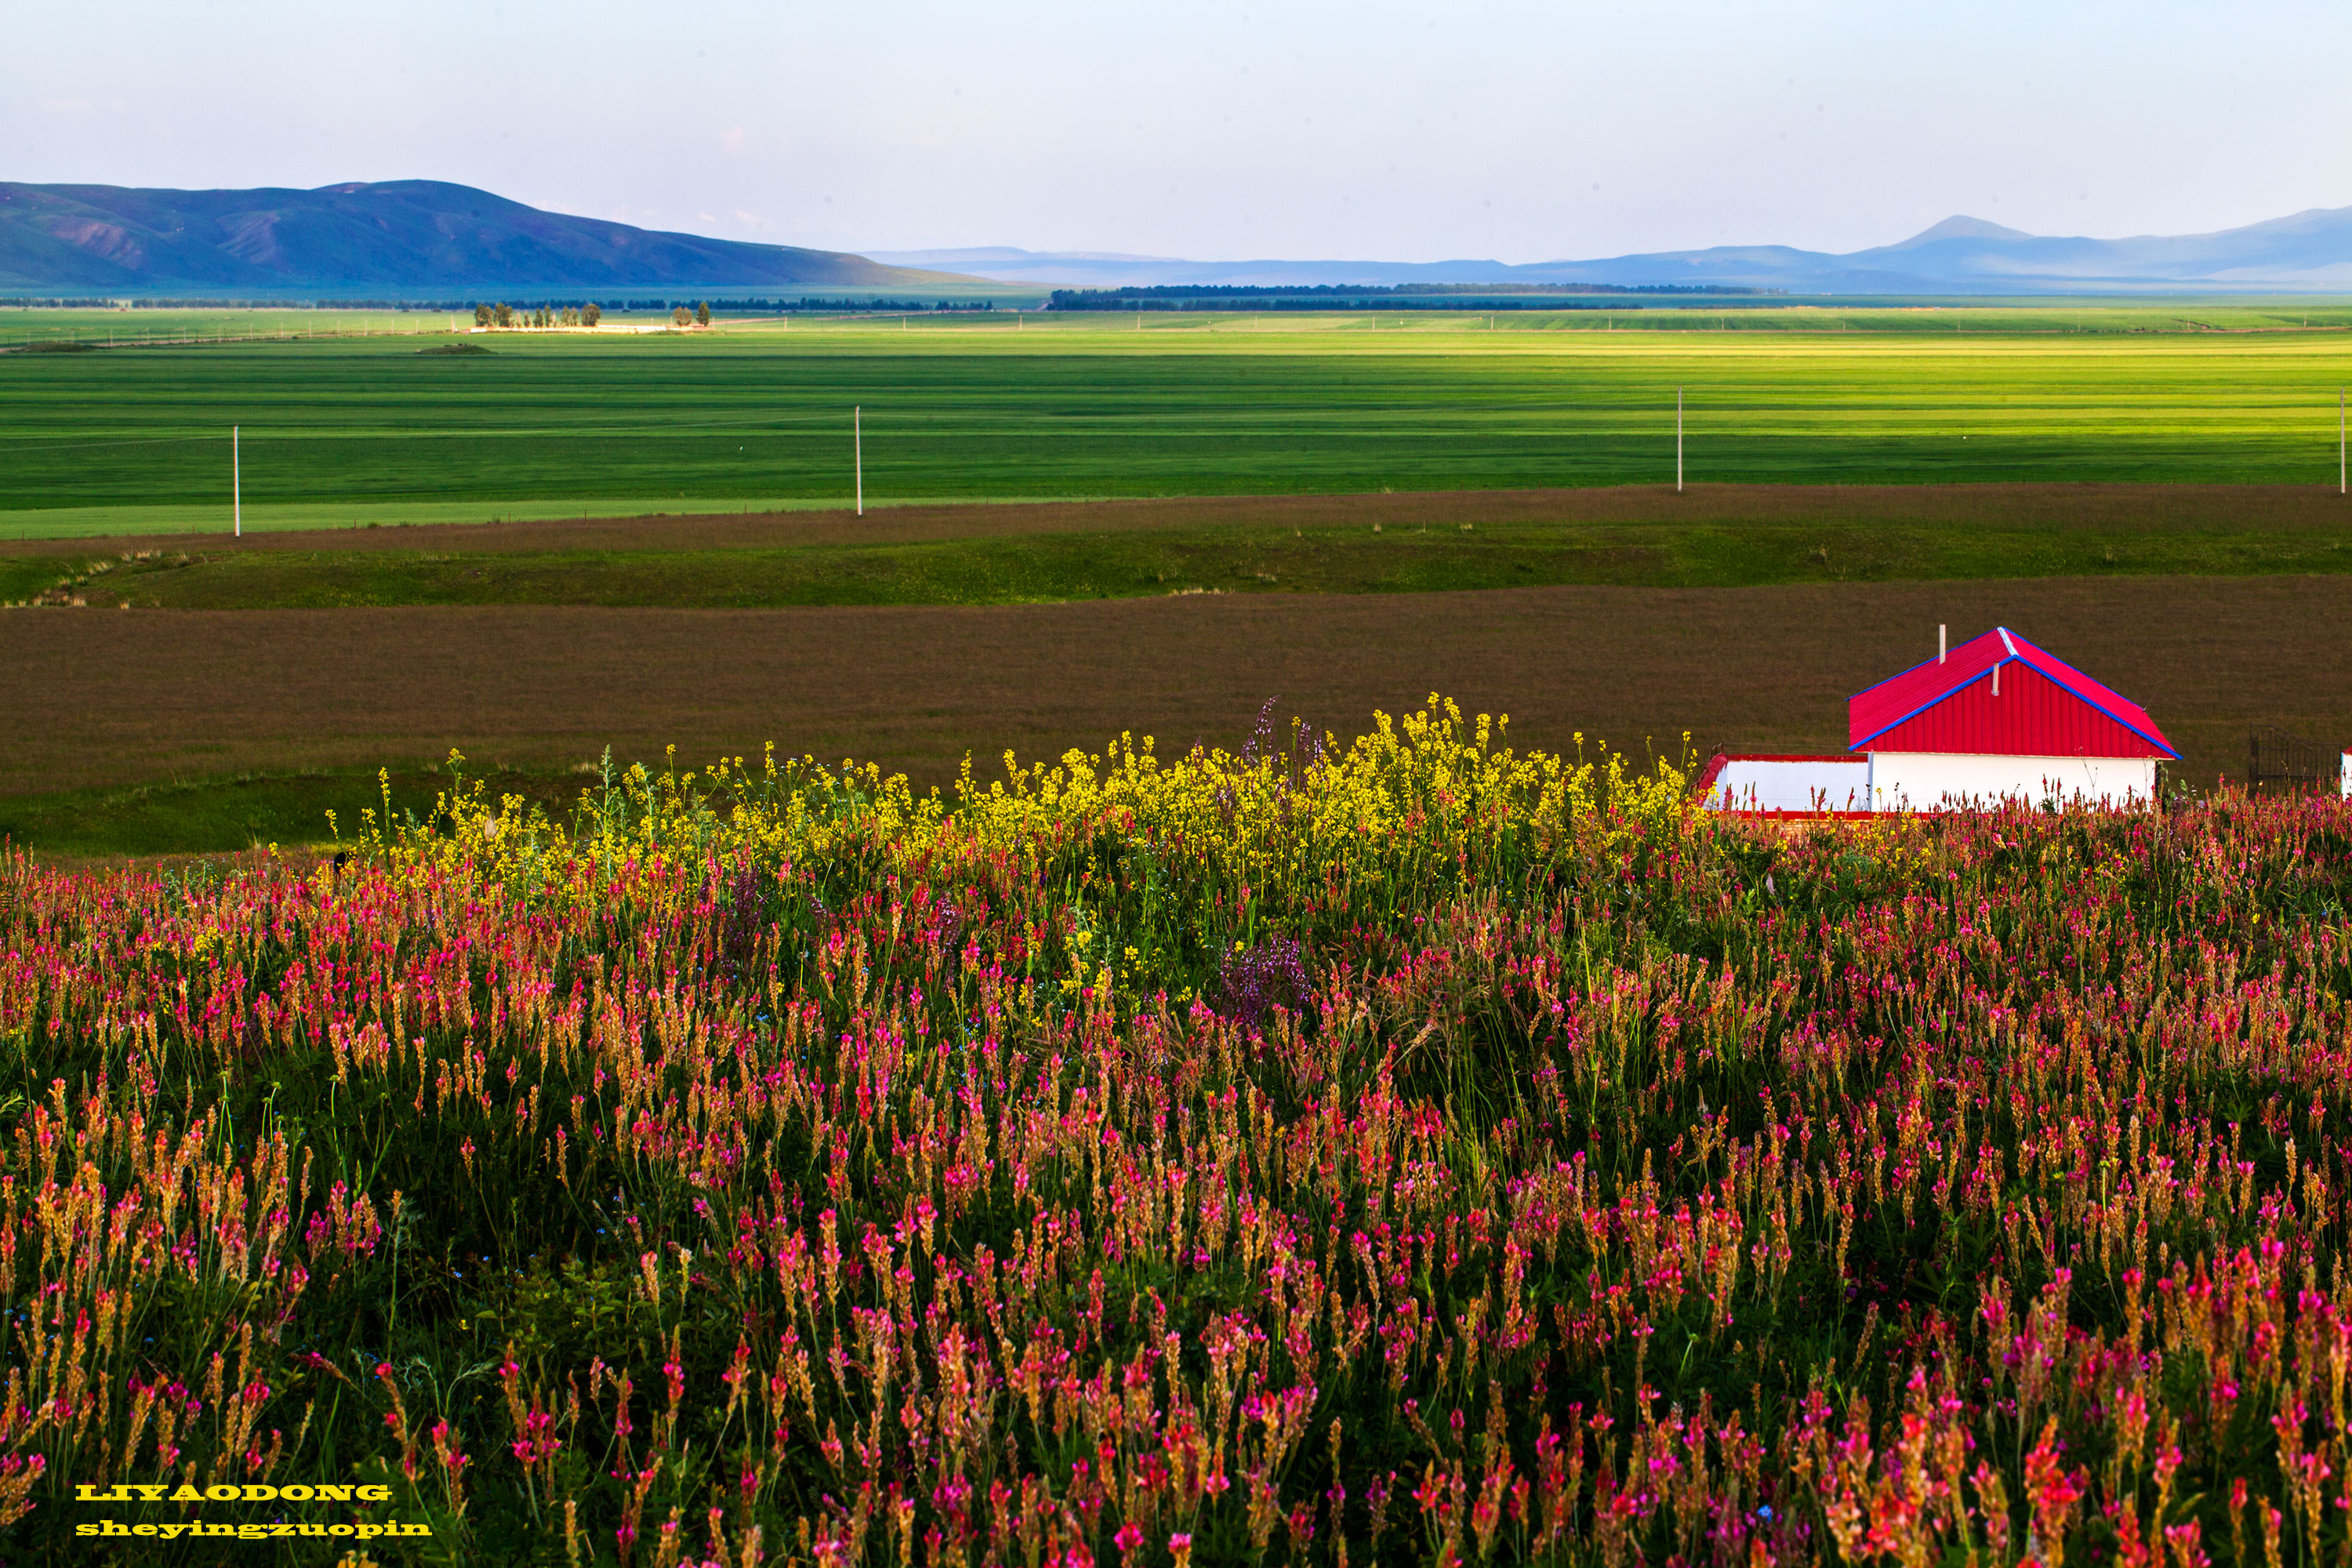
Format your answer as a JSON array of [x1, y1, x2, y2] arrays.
[[3, 303, 2351, 539]]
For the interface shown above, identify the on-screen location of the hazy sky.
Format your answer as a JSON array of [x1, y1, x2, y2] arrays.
[[10, 0, 2349, 263]]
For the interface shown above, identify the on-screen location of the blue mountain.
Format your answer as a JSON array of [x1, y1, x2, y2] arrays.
[[0, 180, 962, 292]]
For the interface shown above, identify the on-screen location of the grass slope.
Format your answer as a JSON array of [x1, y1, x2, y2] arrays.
[[0, 764, 583, 858], [8, 482, 2349, 608], [9, 512, 2352, 608]]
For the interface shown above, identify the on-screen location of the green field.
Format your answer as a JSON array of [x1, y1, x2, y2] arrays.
[[5, 303, 2351, 539]]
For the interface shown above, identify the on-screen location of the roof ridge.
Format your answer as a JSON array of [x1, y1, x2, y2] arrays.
[[1847, 626, 2176, 759]]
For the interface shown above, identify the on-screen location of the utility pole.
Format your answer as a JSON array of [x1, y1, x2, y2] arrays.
[[233, 426, 241, 537], [855, 406, 863, 517], [1676, 388, 1683, 495]]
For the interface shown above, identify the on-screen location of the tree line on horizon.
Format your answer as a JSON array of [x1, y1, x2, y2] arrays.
[[1047, 281, 1780, 309], [473, 303, 604, 328], [1049, 292, 1650, 313]]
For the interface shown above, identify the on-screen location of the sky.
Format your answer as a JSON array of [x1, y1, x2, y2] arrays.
[[9, 0, 2350, 264]]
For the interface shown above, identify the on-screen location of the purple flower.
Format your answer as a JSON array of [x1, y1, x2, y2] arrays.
[[1210, 938, 1311, 1033]]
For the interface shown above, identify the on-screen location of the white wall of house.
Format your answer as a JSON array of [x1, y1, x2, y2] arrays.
[[1707, 757, 1871, 813], [1867, 753, 2158, 811]]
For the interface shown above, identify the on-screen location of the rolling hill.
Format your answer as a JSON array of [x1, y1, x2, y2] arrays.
[[0, 180, 967, 294]]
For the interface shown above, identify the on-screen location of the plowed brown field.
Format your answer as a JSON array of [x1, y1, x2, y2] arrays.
[[7, 573, 2345, 797]]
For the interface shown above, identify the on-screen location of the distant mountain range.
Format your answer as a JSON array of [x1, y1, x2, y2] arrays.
[[6, 180, 2348, 295], [0, 181, 961, 293], [877, 208, 2352, 293]]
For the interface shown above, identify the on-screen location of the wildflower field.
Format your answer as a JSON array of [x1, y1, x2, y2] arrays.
[[5, 698, 2351, 1566]]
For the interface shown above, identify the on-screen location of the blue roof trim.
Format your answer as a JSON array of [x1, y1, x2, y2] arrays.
[[1842, 637, 1993, 705], [1851, 656, 2180, 758], [2005, 637, 2178, 757], [2020, 673, 2180, 759], [1849, 666, 1994, 751]]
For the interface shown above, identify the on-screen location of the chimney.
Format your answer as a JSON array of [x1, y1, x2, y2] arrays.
[[1939, 624, 1946, 664]]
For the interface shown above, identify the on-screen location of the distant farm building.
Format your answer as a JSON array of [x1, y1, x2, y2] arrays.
[[1704, 626, 2176, 815]]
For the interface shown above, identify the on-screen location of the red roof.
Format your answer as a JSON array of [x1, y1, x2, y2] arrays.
[[1849, 627, 2176, 759]]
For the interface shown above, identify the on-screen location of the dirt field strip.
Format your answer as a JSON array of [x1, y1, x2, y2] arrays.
[[6, 574, 2345, 797]]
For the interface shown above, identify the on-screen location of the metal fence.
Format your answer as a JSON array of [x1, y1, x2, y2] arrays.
[[2248, 725, 2341, 793]]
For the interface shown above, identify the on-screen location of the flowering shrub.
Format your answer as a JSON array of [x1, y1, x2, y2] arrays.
[[1, 698, 2348, 1564]]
